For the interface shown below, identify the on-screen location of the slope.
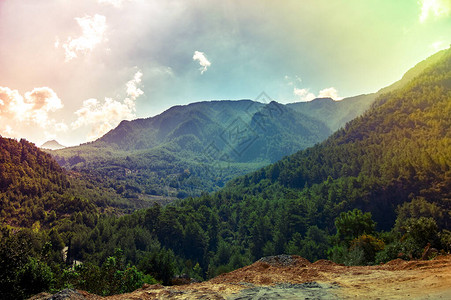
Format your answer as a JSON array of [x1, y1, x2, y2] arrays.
[[64, 48, 451, 288], [15, 48, 450, 298], [40, 140, 65, 150], [53, 100, 332, 200], [285, 48, 451, 133], [287, 94, 376, 132], [227, 47, 451, 230], [0, 136, 129, 228]]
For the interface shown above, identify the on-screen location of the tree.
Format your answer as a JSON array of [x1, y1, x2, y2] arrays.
[[335, 209, 375, 244]]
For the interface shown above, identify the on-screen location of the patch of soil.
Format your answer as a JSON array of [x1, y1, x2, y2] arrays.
[[37, 254, 451, 299]]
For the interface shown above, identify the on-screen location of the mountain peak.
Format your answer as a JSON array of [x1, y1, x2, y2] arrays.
[[41, 140, 65, 150]]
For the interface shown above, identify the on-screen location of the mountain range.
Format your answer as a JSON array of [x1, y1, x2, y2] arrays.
[[55, 46, 450, 286], [50, 48, 448, 203], [1, 47, 450, 298], [41, 140, 65, 150]]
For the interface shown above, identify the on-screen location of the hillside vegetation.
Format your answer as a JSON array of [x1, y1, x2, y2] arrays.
[[1, 48, 450, 299], [43, 47, 450, 296], [52, 100, 332, 200]]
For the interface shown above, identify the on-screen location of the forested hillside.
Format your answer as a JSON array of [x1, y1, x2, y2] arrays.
[[0, 137, 134, 228], [52, 100, 332, 199], [52, 50, 447, 203], [57, 47, 451, 293], [2, 48, 450, 299]]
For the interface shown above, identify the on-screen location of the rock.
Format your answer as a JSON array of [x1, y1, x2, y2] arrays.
[[47, 289, 86, 300]]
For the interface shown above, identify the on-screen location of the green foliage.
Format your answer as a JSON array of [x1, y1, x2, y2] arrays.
[[18, 257, 54, 296], [0, 227, 58, 299], [0, 227, 33, 299], [70, 249, 157, 296], [52, 99, 333, 200], [329, 245, 366, 266], [349, 234, 384, 264], [1, 48, 451, 297], [0, 136, 128, 228], [335, 209, 376, 244], [137, 248, 175, 285], [402, 217, 439, 252]]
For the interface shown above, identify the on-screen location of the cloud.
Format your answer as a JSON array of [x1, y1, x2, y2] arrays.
[[125, 70, 144, 107], [193, 51, 211, 74], [58, 14, 107, 61], [285, 75, 302, 86], [419, 0, 451, 22], [293, 88, 316, 102], [430, 40, 449, 52], [0, 86, 67, 141], [318, 87, 343, 100], [293, 86, 343, 102], [71, 70, 144, 141]]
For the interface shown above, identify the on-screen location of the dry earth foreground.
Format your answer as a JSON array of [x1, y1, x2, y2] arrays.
[[30, 255, 451, 300]]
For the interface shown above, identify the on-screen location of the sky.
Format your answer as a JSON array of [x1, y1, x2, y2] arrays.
[[0, 0, 450, 146]]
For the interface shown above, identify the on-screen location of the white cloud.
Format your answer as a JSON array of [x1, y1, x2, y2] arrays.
[[0, 86, 67, 141], [293, 88, 316, 102], [285, 75, 302, 86], [293, 86, 342, 102], [4, 125, 13, 136], [125, 70, 144, 106], [58, 14, 107, 61], [419, 0, 451, 22], [193, 51, 211, 74], [71, 70, 144, 141], [430, 40, 449, 51], [318, 87, 343, 100]]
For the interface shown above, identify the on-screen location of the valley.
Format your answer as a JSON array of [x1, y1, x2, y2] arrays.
[[1, 34, 450, 300]]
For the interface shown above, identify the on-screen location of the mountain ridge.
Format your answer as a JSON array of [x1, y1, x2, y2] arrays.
[[41, 140, 65, 150], [52, 45, 449, 201]]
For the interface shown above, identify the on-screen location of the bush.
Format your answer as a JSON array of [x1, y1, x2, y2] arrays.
[[328, 244, 365, 266], [18, 257, 54, 297], [440, 230, 451, 252], [349, 234, 384, 264], [403, 217, 439, 255]]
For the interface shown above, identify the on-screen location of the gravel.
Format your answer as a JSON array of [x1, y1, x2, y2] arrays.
[[47, 289, 86, 300], [228, 282, 340, 300], [258, 255, 309, 267]]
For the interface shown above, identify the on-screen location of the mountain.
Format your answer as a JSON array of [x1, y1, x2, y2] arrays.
[[54, 46, 448, 202], [52, 100, 332, 199], [285, 49, 451, 133], [4, 48, 450, 299], [223, 47, 451, 230], [60, 47, 450, 289], [0, 136, 132, 228], [52, 47, 442, 202], [287, 94, 376, 132], [41, 140, 65, 150]]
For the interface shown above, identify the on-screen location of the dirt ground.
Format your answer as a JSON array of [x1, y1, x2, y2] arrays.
[[42, 255, 451, 299]]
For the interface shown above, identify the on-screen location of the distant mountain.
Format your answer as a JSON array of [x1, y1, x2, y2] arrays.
[[287, 94, 375, 132], [285, 49, 451, 133], [52, 50, 450, 202], [222, 47, 451, 230], [53, 100, 332, 199], [41, 139, 65, 150], [69, 48, 451, 280]]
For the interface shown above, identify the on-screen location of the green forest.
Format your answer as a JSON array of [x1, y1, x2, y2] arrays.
[[1, 48, 450, 299]]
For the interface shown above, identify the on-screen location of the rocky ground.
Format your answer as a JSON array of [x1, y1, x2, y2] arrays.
[[31, 254, 451, 299]]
